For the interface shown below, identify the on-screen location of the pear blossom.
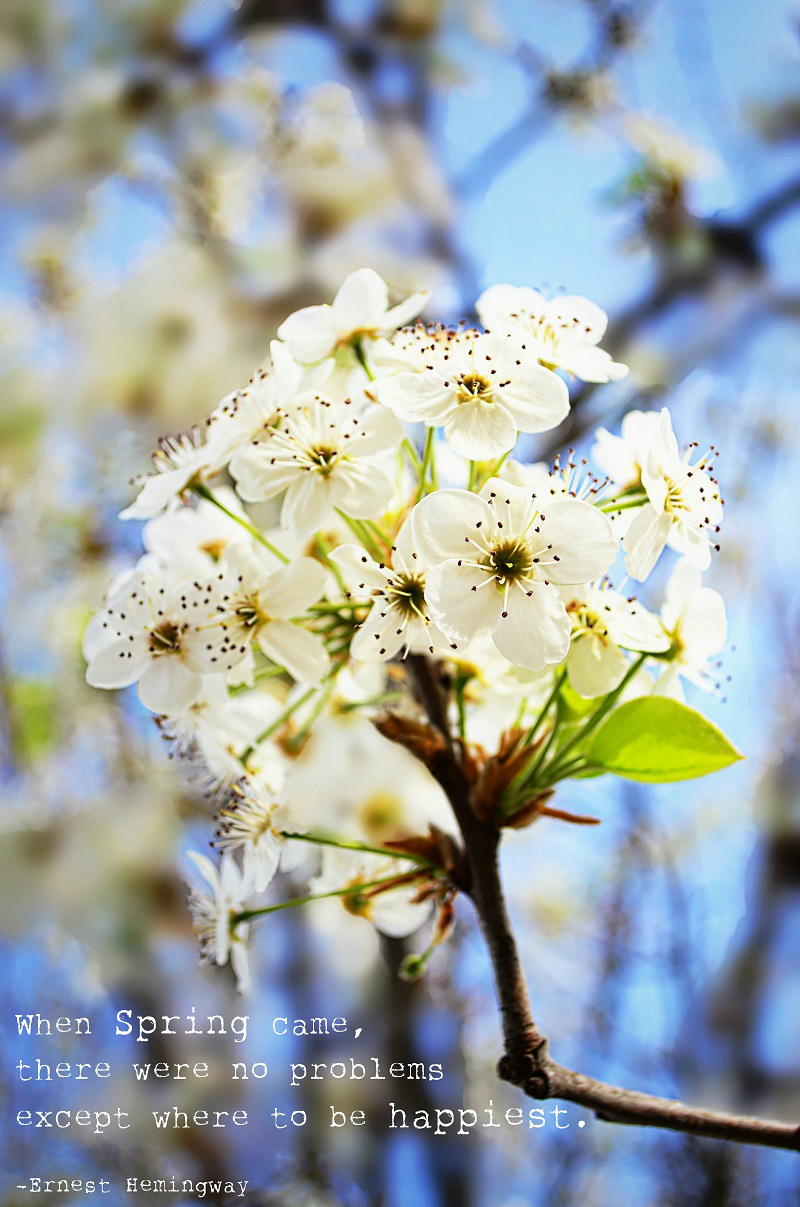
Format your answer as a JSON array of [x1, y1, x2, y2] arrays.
[[285, 715, 454, 845], [500, 451, 607, 504], [376, 327, 569, 459], [160, 677, 284, 787], [330, 515, 455, 660], [277, 268, 429, 363], [561, 581, 671, 698], [191, 544, 329, 684], [311, 847, 431, 938], [230, 395, 402, 537], [654, 559, 727, 699], [476, 285, 628, 383], [120, 429, 225, 521], [412, 479, 617, 671], [186, 851, 256, 993], [622, 409, 723, 581], [84, 569, 241, 714], [213, 777, 294, 892], [591, 408, 664, 490], [204, 341, 333, 465], [142, 488, 253, 578]]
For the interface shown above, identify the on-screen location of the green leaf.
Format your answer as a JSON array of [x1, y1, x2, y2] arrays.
[[587, 697, 743, 783]]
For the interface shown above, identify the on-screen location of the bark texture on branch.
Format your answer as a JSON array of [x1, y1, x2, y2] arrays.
[[402, 655, 800, 1154]]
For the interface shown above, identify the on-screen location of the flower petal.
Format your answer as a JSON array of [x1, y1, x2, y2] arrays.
[[86, 639, 148, 689], [258, 557, 327, 618], [443, 400, 518, 459], [350, 602, 407, 661], [623, 504, 673, 581], [332, 461, 394, 520], [411, 489, 494, 563], [331, 268, 388, 332], [138, 657, 202, 715], [498, 361, 570, 434], [329, 544, 387, 591], [425, 561, 500, 640], [567, 635, 629, 698], [377, 373, 453, 424], [281, 474, 332, 536], [277, 305, 338, 363], [491, 583, 569, 671], [229, 444, 297, 502], [258, 620, 329, 685], [351, 403, 404, 456], [535, 498, 617, 584]]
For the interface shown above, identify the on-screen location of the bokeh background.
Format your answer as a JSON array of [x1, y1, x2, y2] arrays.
[[2, 1, 800, 1203]]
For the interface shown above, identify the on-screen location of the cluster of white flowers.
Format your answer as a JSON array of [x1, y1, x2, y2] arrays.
[[86, 269, 729, 991]]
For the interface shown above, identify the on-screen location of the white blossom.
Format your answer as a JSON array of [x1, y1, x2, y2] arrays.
[[476, 285, 628, 383], [204, 341, 333, 465], [142, 488, 253, 578], [311, 847, 430, 938], [655, 559, 727, 699], [84, 569, 241, 714], [376, 326, 569, 459], [285, 715, 453, 845], [561, 581, 670, 698], [187, 851, 256, 994], [592, 408, 664, 490], [188, 544, 329, 684], [622, 409, 723, 580], [330, 515, 455, 660], [230, 395, 402, 537], [160, 676, 284, 787], [412, 479, 617, 671], [120, 429, 225, 521], [213, 776, 293, 893], [277, 268, 428, 363]]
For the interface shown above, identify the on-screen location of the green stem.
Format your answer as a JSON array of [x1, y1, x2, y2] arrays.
[[540, 756, 591, 787], [228, 665, 288, 695], [362, 518, 393, 550], [521, 670, 566, 748], [417, 428, 436, 502], [547, 654, 647, 777], [597, 493, 648, 515], [193, 484, 289, 564], [455, 679, 467, 740], [241, 685, 317, 764], [402, 438, 421, 473], [232, 875, 410, 926], [480, 451, 510, 488], [279, 830, 434, 867], [286, 678, 336, 749], [335, 510, 384, 559], [315, 534, 348, 594], [354, 339, 376, 381]]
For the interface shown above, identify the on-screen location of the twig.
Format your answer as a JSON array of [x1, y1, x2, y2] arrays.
[[401, 653, 800, 1154]]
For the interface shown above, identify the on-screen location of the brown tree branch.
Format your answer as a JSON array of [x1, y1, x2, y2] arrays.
[[401, 654, 800, 1154]]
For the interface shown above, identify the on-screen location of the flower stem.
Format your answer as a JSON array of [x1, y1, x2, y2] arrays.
[[521, 670, 566, 748], [354, 339, 376, 381], [279, 830, 435, 867], [193, 484, 289, 564], [546, 653, 647, 778], [403, 437, 421, 473], [232, 875, 410, 926], [597, 492, 648, 514], [417, 428, 436, 502], [335, 510, 385, 559], [240, 685, 318, 765], [228, 665, 288, 695]]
